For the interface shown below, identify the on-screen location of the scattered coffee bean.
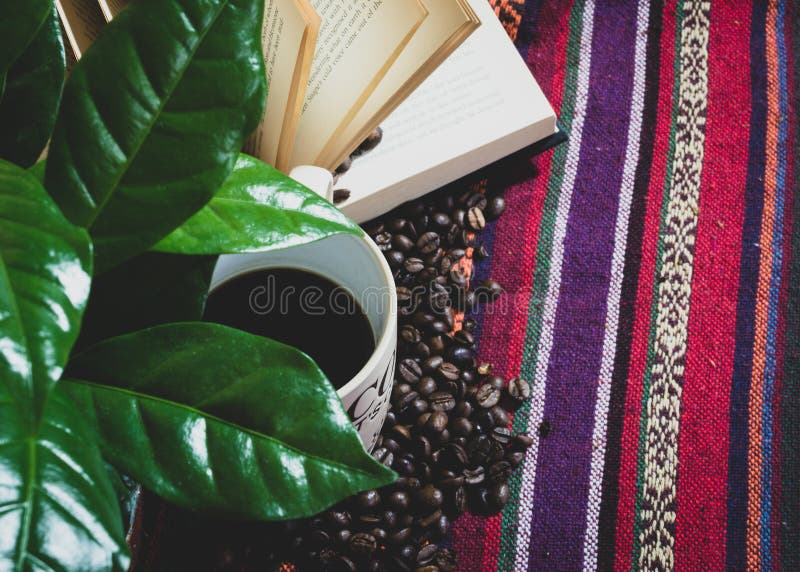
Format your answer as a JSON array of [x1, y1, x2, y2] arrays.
[[476, 383, 501, 408], [467, 207, 486, 231], [508, 376, 532, 401], [484, 196, 507, 220], [333, 188, 351, 204], [416, 232, 441, 254]]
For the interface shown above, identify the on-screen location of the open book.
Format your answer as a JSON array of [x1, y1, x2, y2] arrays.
[[57, 0, 559, 222]]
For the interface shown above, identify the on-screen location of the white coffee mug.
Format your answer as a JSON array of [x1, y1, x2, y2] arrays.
[[210, 232, 397, 452]]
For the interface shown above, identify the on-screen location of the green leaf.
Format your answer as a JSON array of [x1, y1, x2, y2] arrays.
[[0, 0, 52, 88], [0, 385, 130, 571], [28, 160, 46, 184], [77, 251, 216, 349], [64, 323, 396, 520], [0, 159, 92, 417], [0, 5, 66, 168], [45, 0, 267, 272], [154, 154, 362, 254]]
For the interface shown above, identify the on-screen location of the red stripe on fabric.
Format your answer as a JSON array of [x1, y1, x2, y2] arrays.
[[450, 0, 574, 568], [613, 0, 678, 568], [674, 4, 752, 570]]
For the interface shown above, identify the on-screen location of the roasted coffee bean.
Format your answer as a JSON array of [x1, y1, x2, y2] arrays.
[[484, 375, 506, 389], [467, 435, 493, 466], [463, 192, 487, 210], [487, 461, 512, 485], [388, 491, 410, 511], [445, 223, 460, 244], [398, 359, 423, 384], [416, 232, 440, 254], [386, 250, 406, 268], [448, 416, 473, 437], [393, 234, 415, 253], [438, 443, 468, 470], [488, 482, 510, 511], [458, 370, 474, 389], [417, 543, 438, 565], [463, 466, 486, 486], [393, 382, 413, 400], [491, 426, 512, 444], [462, 316, 478, 332], [397, 390, 420, 411], [506, 450, 525, 467], [484, 196, 506, 220], [393, 454, 415, 476], [414, 342, 431, 360], [397, 286, 412, 306], [400, 325, 421, 344], [335, 157, 353, 175], [538, 419, 552, 439], [453, 330, 474, 347], [372, 447, 393, 467], [449, 485, 467, 515], [390, 424, 412, 445], [389, 527, 412, 546], [466, 207, 486, 231], [428, 282, 450, 313], [356, 127, 383, 153], [445, 346, 472, 368], [430, 320, 449, 334], [335, 528, 352, 545], [349, 533, 377, 556], [473, 409, 495, 433], [375, 231, 392, 250], [383, 510, 398, 529], [417, 509, 442, 528], [371, 527, 388, 543], [387, 218, 407, 234], [383, 437, 401, 453], [325, 509, 351, 528], [328, 555, 357, 572], [309, 528, 330, 548], [333, 189, 351, 204], [453, 400, 472, 418], [414, 485, 443, 512], [507, 376, 532, 401], [424, 411, 448, 435], [357, 490, 381, 510], [428, 335, 446, 354], [513, 433, 535, 450], [435, 547, 457, 571], [413, 312, 436, 331], [436, 362, 460, 382], [408, 398, 428, 417], [422, 355, 444, 374], [405, 257, 425, 273], [489, 405, 510, 428], [474, 243, 490, 261], [400, 544, 418, 562], [432, 212, 452, 229], [417, 376, 437, 397], [476, 383, 502, 408], [429, 391, 456, 412], [415, 435, 432, 458]]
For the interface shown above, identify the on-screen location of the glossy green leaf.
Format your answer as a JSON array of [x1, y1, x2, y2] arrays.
[[0, 159, 92, 416], [45, 0, 267, 272], [0, 5, 65, 167], [0, 385, 130, 571], [64, 323, 396, 520], [0, 0, 52, 89], [28, 160, 46, 184], [154, 154, 362, 254], [77, 251, 216, 349]]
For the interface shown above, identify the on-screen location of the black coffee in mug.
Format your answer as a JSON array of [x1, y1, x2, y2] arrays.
[[204, 268, 375, 389]]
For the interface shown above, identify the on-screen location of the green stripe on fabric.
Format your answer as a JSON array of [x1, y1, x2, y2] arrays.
[[494, 1, 588, 570], [630, 1, 686, 569]]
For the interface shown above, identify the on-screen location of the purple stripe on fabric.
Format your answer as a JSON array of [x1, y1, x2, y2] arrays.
[[526, 2, 639, 569]]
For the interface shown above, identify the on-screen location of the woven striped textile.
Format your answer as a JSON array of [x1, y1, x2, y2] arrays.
[[452, 0, 799, 569]]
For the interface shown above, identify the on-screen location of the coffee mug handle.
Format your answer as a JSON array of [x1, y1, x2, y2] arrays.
[[289, 165, 334, 202]]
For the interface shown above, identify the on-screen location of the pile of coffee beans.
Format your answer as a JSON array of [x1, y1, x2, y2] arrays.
[[260, 171, 534, 571]]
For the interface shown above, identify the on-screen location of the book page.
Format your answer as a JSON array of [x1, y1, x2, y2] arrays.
[[97, 0, 129, 21], [287, 0, 428, 170], [245, 0, 319, 170], [334, 0, 557, 223], [318, 0, 478, 169], [56, 0, 105, 59]]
